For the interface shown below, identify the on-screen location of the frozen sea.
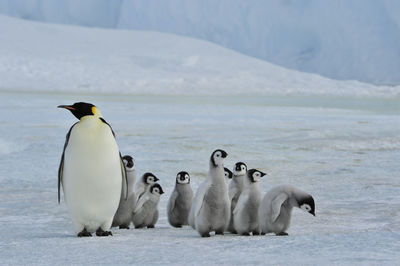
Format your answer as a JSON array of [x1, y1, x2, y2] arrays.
[[0, 91, 399, 265]]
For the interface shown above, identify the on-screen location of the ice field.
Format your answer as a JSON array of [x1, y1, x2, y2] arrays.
[[0, 91, 399, 265]]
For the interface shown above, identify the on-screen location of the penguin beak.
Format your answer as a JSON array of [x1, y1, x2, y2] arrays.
[[311, 211, 315, 216], [154, 177, 159, 182], [58, 105, 75, 111]]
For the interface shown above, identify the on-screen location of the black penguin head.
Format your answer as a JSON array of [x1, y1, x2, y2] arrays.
[[143, 172, 159, 184], [298, 195, 316, 216], [233, 162, 247, 176], [58, 102, 98, 120], [122, 155, 135, 170], [176, 171, 190, 184], [247, 169, 266, 183], [210, 149, 228, 167], [224, 167, 233, 179], [150, 183, 164, 195]]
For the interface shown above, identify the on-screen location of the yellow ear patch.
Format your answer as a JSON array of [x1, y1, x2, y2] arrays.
[[91, 106, 97, 115]]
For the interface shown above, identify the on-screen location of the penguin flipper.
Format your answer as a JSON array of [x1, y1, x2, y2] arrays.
[[233, 194, 248, 215], [99, 118, 128, 201], [134, 194, 150, 214], [271, 193, 289, 223], [167, 190, 179, 215], [119, 152, 128, 200], [194, 180, 210, 218], [58, 122, 77, 203]]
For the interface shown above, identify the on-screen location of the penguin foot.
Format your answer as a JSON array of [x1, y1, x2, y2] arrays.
[[215, 231, 224, 235], [147, 225, 155, 229], [77, 229, 92, 237], [241, 232, 250, 236], [260, 232, 266, 236], [200, 232, 211, 237], [174, 225, 182, 228], [96, 228, 113, 237], [119, 225, 130, 230], [252, 231, 260, 236], [276, 232, 289, 236]]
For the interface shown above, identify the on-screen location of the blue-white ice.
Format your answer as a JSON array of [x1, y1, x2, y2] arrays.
[[1, 0, 400, 84], [0, 91, 399, 265]]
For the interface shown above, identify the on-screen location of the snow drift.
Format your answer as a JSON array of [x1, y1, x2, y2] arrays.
[[0, 15, 398, 97], [0, 0, 399, 85]]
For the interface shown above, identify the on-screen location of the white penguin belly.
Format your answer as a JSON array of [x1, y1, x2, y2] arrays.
[[63, 119, 122, 233]]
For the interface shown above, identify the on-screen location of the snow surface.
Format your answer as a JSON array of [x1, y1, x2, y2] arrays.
[[0, 91, 399, 265], [0, 0, 400, 84], [0, 15, 399, 97]]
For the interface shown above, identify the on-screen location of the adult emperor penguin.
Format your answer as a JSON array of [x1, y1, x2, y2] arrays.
[[167, 171, 194, 228], [190, 149, 230, 237], [258, 185, 315, 236], [58, 102, 127, 237], [233, 169, 266, 235], [227, 162, 247, 233], [132, 183, 164, 228], [135, 172, 159, 203], [224, 167, 233, 182], [112, 155, 137, 229]]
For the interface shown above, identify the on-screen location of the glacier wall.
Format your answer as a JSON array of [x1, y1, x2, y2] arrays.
[[0, 0, 399, 85]]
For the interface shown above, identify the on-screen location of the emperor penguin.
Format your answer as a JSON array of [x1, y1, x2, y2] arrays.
[[227, 162, 247, 233], [224, 167, 233, 182], [233, 169, 266, 235], [189, 149, 230, 237], [167, 171, 194, 228], [112, 155, 137, 229], [258, 185, 315, 236], [135, 172, 159, 203], [58, 102, 127, 237], [132, 183, 164, 228]]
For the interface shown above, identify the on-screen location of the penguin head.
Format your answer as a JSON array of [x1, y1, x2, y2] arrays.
[[299, 195, 316, 216], [247, 169, 266, 183], [224, 167, 233, 179], [122, 155, 135, 171], [150, 183, 164, 196], [143, 172, 159, 184], [176, 171, 190, 184], [210, 149, 228, 167], [233, 162, 247, 176], [58, 102, 101, 120]]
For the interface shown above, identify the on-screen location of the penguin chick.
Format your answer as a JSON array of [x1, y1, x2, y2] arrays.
[[132, 183, 164, 229], [224, 167, 233, 182], [233, 169, 266, 235], [258, 185, 315, 236], [58, 102, 127, 237], [167, 171, 194, 228], [135, 172, 159, 203], [190, 149, 230, 237], [112, 155, 137, 229], [227, 162, 247, 233]]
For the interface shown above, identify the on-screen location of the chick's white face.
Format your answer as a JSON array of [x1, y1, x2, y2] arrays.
[[252, 171, 262, 182], [146, 175, 156, 184], [177, 173, 190, 184], [213, 151, 225, 167], [152, 187, 161, 195], [123, 158, 135, 171], [300, 204, 312, 212], [233, 163, 247, 176]]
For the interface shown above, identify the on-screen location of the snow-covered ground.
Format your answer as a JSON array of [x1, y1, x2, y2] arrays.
[[1, 0, 400, 84], [0, 15, 399, 97], [0, 91, 399, 265], [0, 14, 399, 265]]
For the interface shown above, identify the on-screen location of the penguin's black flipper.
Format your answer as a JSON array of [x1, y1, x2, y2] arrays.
[[99, 117, 128, 200], [58, 123, 77, 204]]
